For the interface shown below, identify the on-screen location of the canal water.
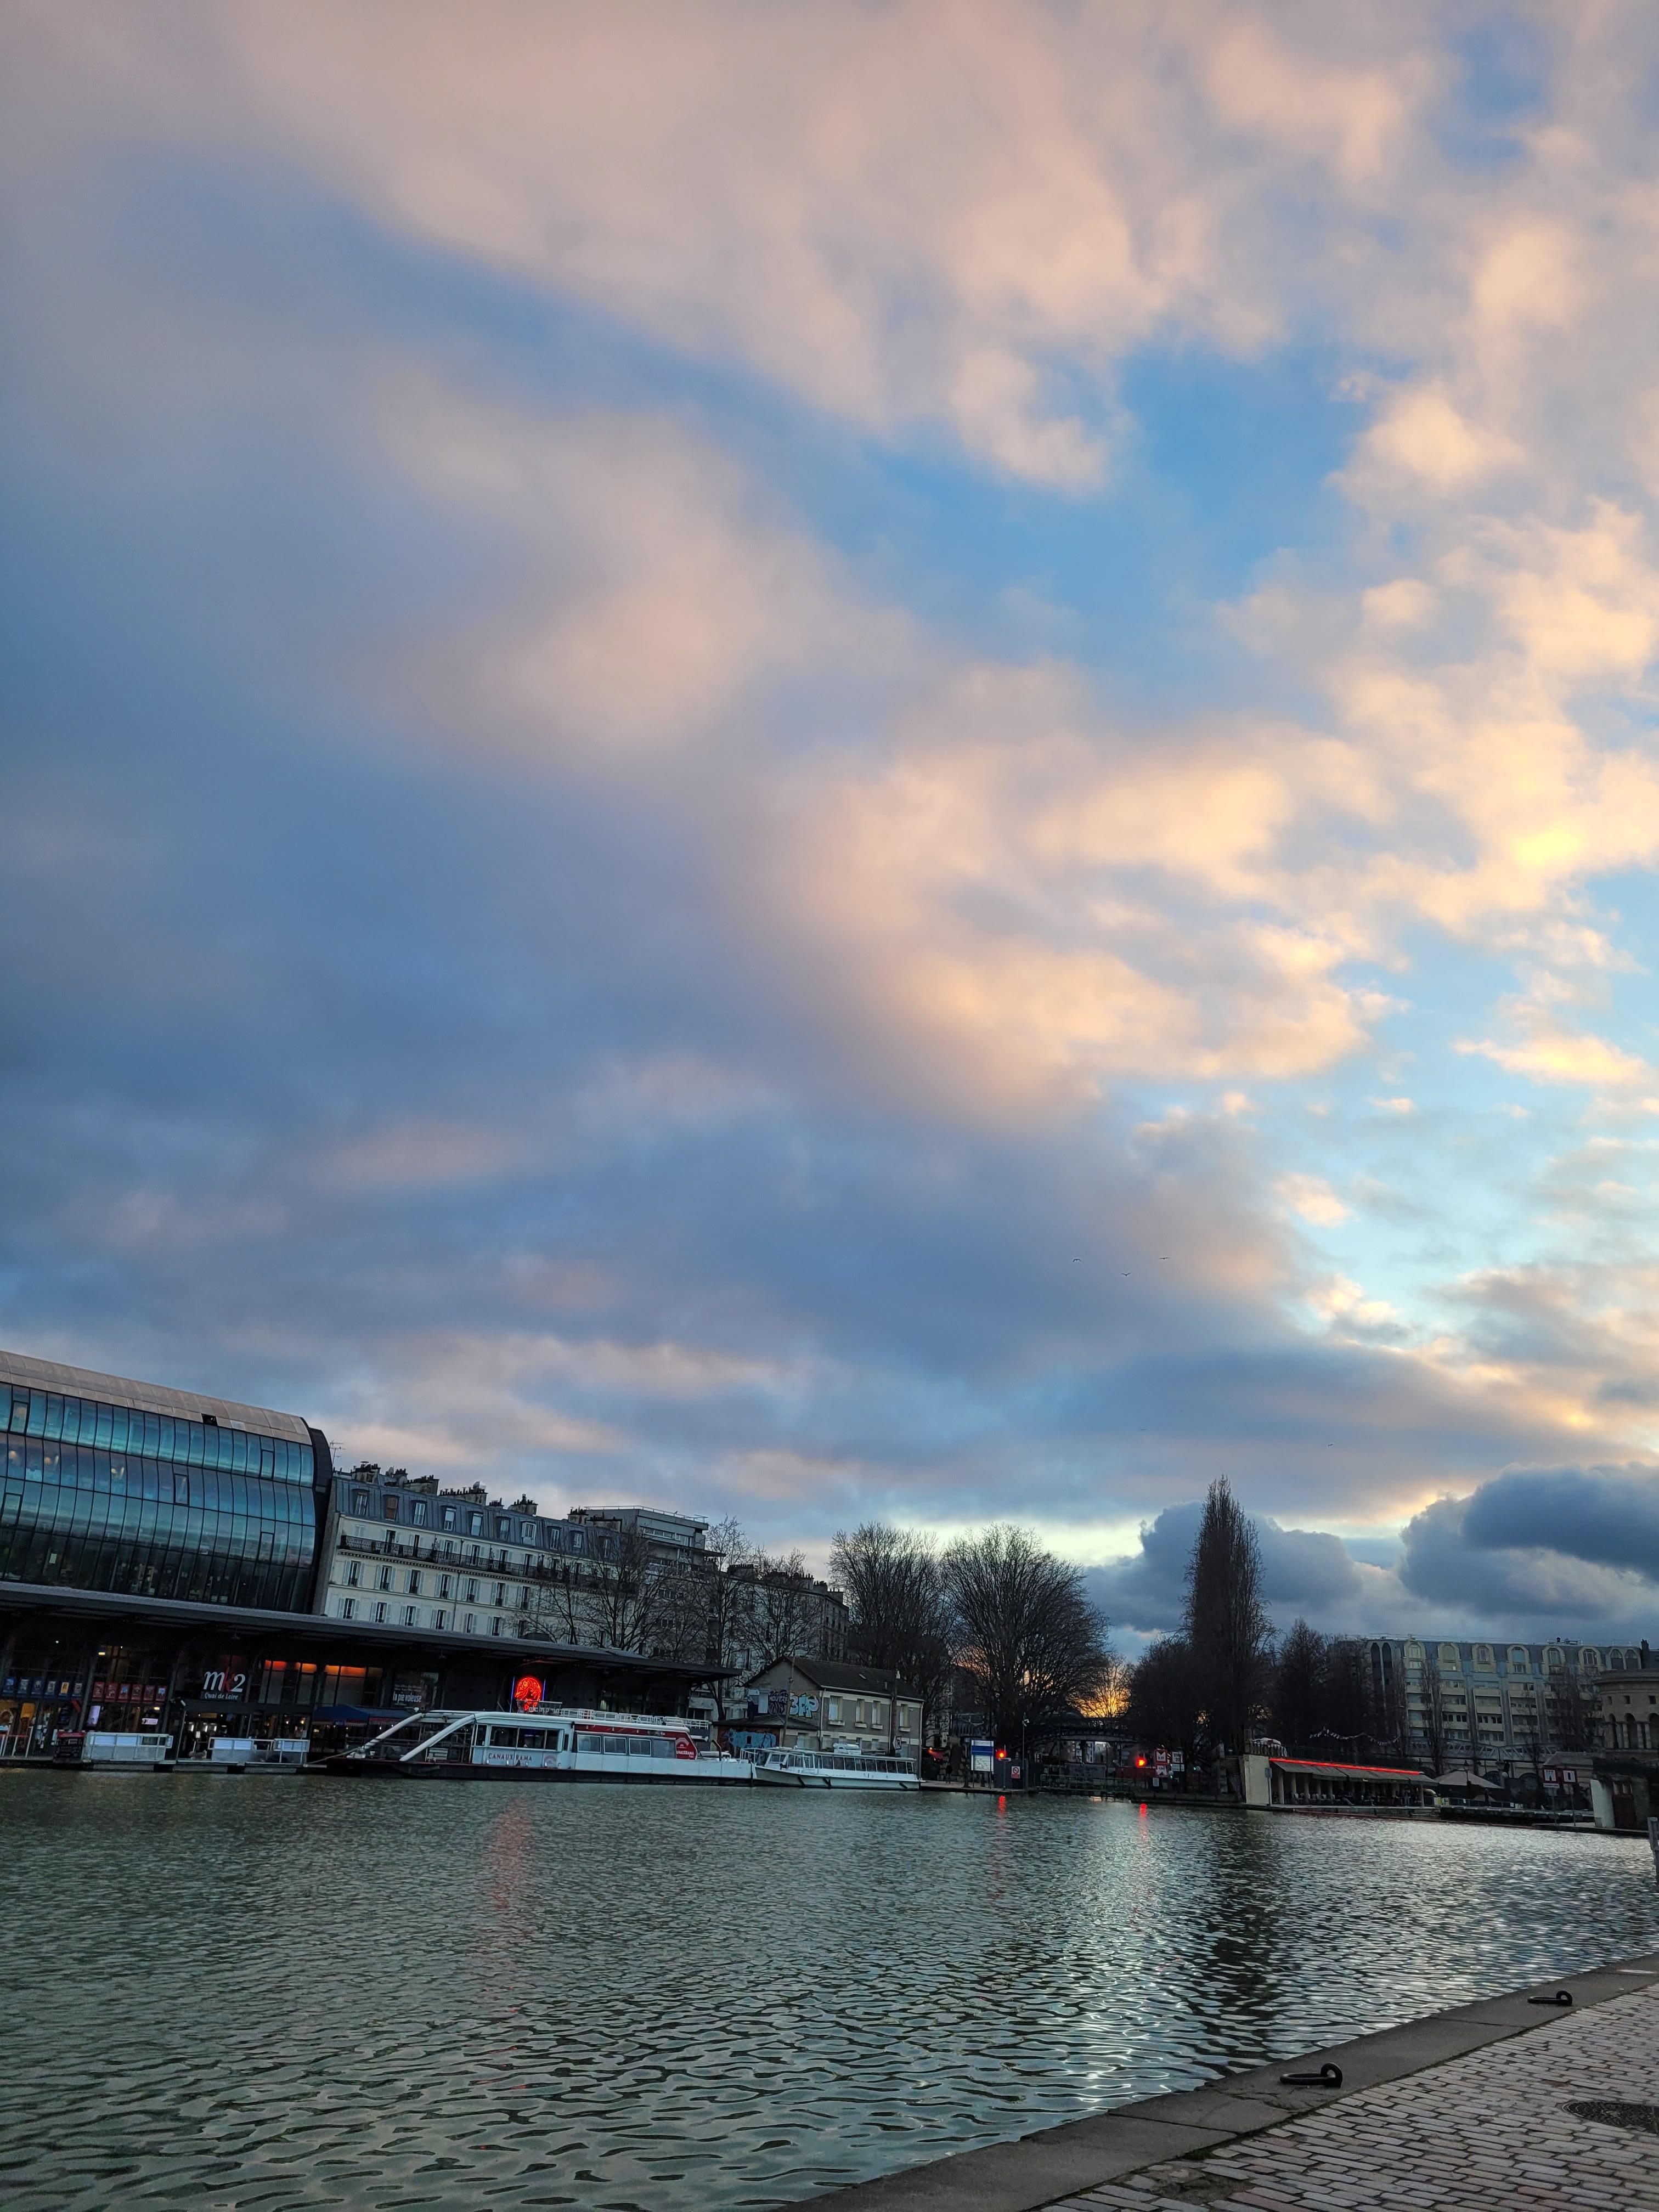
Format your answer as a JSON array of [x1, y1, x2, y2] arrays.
[[3, 1775, 1656, 2210]]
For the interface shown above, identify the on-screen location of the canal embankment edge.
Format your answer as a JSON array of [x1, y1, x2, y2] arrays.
[[799, 1948, 1659, 2212]]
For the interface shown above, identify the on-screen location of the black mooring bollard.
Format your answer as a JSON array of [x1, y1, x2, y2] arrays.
[[1279, 2062, 1343, 2087], [1526, 1989, 1573, 2006]]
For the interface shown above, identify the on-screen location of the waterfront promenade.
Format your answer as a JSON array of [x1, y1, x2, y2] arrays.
[[809, 1954, 1659, 2211]]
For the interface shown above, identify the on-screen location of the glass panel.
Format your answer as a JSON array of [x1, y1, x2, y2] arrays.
[[25, 1392, 45, 1437], [43, 1395, 63, 1440]]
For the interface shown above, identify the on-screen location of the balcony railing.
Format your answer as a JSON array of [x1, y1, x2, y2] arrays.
[[332, 1530, 601, 1590]]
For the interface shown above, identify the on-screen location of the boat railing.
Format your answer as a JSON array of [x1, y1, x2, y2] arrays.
[[349, 1705, 709, 1761]]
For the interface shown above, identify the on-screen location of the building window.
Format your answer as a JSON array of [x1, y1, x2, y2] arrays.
[[340, 1597, 357, 1620], [402, 1605, 419, 1627], [408, 1571, 422, 1596], [352, 1489, 372, 1514], [1509, 1647, 1529, 1672], [492, 1617, 504, 1637], [434, 1610, 449, 1630], [469, 1513, 484, 1536], [377, 1565, 392, 1592], [438, 1575, 454, 1599], [464, 1612, 476, 1634], [1438, 1643, 1460, 1668], [345, 1560, 362, 1588], [442, 1506, 457, 1531], [518, 1585, 529, 1607], [465, 1578, 478, 1602], [826, 1700, 840, 1722], [373, 1602, 387, 1624], [384, 1497, 399, 1520]]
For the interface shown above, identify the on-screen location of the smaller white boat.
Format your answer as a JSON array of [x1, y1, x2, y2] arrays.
[[753, 1742, 919, 1791]]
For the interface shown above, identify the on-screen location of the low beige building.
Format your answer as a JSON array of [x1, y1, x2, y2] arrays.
[[733, 1658, 921, 1758]]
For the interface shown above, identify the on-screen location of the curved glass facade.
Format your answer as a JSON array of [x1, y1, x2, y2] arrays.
[[0, 1382, 318, 1611]]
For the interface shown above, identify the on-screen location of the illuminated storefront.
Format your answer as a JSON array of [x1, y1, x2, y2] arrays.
[[0, 1347, 727, 1762]]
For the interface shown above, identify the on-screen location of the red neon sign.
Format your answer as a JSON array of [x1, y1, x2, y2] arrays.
[[512, 1675, 544, 1711]]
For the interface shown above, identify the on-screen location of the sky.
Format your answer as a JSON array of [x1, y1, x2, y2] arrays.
[[5, 3, 1659, 1650]]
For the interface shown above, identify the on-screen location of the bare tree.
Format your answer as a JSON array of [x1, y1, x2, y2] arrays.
[[746, 1548, 816, 1668], [523, 1526, 686, 1655], [1272, 1618, 1327, 1754], [1183, 1479, 1273, 1753], [700, 1516, 759, 1672], [943, 1525, 1111, 1758], [1417, 1648, 1449, 1775], [1548, 1658, 1598, 1753], [1323, 1638, 1373, 1756], [1127, 1635, 1202, 1770], [831, 1521, 954, 1738], [1517, 1705, 1547, 1800]]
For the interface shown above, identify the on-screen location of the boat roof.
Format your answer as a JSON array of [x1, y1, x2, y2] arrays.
[[411, 1706, 691, 1727]]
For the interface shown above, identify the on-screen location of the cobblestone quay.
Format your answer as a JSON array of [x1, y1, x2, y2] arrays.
[[806, 1955, 1659, 2212]]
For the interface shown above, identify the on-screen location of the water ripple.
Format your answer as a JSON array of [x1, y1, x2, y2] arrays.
[[2, 1774, 1655, 2209]]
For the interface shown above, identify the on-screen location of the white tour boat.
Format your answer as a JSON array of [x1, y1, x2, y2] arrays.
[[325, 1705, 753, 1784], [752, 1743, 919, 1790]]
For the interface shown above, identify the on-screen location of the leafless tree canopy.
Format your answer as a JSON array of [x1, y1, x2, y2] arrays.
[[1270, 1621, 1379, 1756], [1417, 1647, 1449, 1775], [1548, 1660, 1597, 1752], [1126, 1634, 1201, 1765], [831, 1521, 954, 1735], [521, 1515, 845, 1673], [942, 1523, 1111, 1751], [1183, 1477, 1273, 1753]]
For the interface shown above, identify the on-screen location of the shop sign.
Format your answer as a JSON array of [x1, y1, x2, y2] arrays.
[[970, 1739, 994, 1773], [201, 1663, 249, 1700]]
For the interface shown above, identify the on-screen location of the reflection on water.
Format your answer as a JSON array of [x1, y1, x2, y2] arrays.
[[2, 1775, 1656, 2210]]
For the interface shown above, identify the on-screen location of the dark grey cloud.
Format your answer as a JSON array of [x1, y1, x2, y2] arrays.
[[1090, 1501, 1363, 1639], [1397, 1465, 1659, 1637]]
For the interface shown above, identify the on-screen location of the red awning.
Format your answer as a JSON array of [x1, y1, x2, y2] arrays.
[[1269, 1758, 1429, 1781]]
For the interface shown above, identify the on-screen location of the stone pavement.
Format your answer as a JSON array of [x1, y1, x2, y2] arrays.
[[1050, 1978, 1659, 2212], [805, 1956, 1659, 2211]]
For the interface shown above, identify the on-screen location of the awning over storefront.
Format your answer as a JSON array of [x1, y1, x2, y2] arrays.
[[1270, 1758, 1430, 1781]]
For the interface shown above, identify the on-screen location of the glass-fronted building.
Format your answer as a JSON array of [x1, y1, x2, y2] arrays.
[[0, 1349, 330, 1613]]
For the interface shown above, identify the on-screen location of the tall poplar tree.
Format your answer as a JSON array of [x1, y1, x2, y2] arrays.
[[1183, 1478, 1273, 1753]]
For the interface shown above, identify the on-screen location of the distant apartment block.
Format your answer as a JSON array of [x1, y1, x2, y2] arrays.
[[1366, 1635, 1652, 1767]]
